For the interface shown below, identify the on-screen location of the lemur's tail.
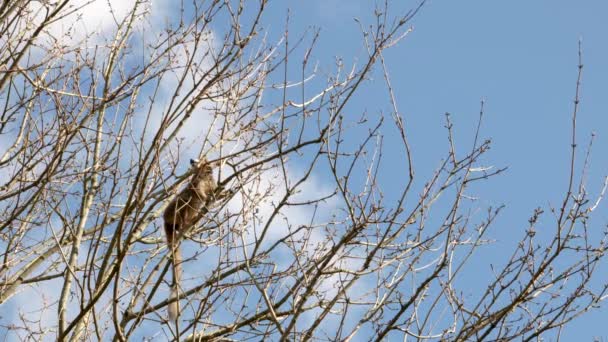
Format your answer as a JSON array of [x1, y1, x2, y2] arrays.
[[168, 284, 179, 322], [165, 221, 182, 322]]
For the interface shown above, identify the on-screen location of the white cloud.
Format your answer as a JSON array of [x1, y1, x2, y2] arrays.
[[44, 0, 139, 44], [1, 1, 357, 336], [222, 161, 338, 263]]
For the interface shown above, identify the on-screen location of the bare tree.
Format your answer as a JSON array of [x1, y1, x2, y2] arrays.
[[0, 1, 606, 341]]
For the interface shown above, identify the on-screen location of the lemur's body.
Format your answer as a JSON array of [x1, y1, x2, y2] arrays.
[[163, 158, 215, 321]]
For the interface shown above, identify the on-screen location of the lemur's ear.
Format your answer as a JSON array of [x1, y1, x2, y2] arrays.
[[190, 158, 200, 166]]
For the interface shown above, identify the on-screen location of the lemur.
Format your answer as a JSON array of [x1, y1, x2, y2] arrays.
[[163, 157, 216, 321]]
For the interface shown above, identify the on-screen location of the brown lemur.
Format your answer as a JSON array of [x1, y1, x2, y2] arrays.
[[163, 157, 216, 321]]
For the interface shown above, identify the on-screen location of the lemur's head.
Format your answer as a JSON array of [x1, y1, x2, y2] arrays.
[[190, 158, 215, 180]]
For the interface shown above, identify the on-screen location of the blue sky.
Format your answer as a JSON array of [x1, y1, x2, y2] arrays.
[[261, 0, 608, 339], [2, 1, 607, 340]]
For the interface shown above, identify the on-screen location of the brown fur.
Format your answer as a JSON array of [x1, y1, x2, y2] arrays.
[[163, 158, 215, 321]]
